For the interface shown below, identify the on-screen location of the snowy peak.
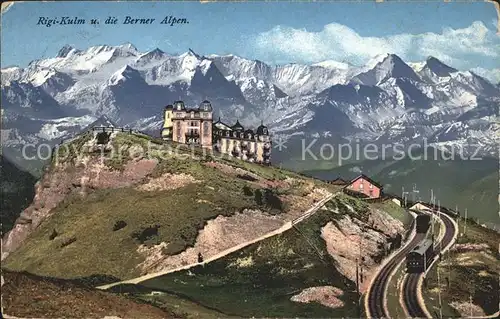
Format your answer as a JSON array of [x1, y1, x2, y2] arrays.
[[417, 56, 458, 84], [351, 54, 420, 86], [108, 65, 143, 86], [424, 56, 457, 77], [135, 48, 168, 67], [57, 45, 80, 58], [312, 60, 350, 70]]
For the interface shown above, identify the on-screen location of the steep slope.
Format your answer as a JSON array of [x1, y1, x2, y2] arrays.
[[2, 270, 173, 318], [114, 195, 409, 318], [2, 131, 336, 280], [0, 155, 37, 233], [350, 54, 421, 86]]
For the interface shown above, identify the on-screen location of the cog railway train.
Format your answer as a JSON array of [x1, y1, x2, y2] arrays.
[[406, 238, 435, 273], [405, 213, 434, 273]]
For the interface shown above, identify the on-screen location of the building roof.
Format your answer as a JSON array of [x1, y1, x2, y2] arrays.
[[232, 120, 245, 131], [173, 100, 186, 110], [199, 100, 213, 111], [411, 239, 433, 255], [214, 119, 232, 131], [165, 104, 173, 110], [348, 174, 384, 189], [256, 121, 268, 135], [84, 115, 118, 131], [384, 193, 403, 201]]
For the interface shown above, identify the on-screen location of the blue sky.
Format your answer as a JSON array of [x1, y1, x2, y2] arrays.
[[2, 1, 499, 80]]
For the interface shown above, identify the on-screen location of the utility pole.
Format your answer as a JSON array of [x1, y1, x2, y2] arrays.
[[469, 294, 473, 318], [437, 263, 443, 319], [464, 208, 468, 235], [402, 187, 409, 208], [430, 190, 435, 239], [359, 229, 363, 283], [412, 184, 419, 203]]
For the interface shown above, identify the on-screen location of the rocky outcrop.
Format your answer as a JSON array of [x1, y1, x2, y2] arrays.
[[291, 286, 344, 309], [321, 208, 405, 293], [137, 209, 286, 274], [1, 134, 158, 261]]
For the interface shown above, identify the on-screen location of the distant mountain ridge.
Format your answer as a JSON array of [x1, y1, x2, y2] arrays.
[[1, 43, 499, 162]]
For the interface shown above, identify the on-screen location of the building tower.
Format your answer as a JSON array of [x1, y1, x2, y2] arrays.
[[199, 100, 213, 148], [256, 122, 271, 164], [161, 104, 174, 140]]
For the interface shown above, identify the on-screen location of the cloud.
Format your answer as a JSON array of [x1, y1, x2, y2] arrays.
[[249, 21, 500, 72]]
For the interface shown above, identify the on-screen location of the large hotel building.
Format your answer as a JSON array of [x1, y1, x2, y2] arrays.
[[161, 100, 271, 164]]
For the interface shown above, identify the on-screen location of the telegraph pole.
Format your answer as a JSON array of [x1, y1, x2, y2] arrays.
[[402, 187, 409, 208], [437, 263, 443, 319], [412, 184, 419, 203], [430, 190, 435, 239], [469, 294, 473, 318], [438, 200, 443, 255], [464, 208, 468, 235], [359, 229, 363, 282]]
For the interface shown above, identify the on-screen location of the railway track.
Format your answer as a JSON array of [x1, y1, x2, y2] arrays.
[[366, 231, 425, 318], [403, 211, 458, 318], [403, 273, 427, 318]]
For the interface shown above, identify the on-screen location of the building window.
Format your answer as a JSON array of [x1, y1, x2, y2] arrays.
[[359, 183, 364, 190], [369, 184, 373, 189], [204, 122, 210, 136]]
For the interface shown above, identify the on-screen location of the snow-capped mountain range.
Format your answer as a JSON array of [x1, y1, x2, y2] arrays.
[[2, 43, 499, 161]]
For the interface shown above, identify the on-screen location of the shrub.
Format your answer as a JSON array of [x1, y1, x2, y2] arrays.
[[131, 225, 160, 244], [254, 189, 263, 205], [243, 185, 254, 196], [264, 188, 283, 211], [113, 220, 127, 231], [49, 229, 58, 240]]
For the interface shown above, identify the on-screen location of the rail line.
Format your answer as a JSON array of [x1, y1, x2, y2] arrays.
[[366, 226, 425, 318], [403, 210, 458, 319]]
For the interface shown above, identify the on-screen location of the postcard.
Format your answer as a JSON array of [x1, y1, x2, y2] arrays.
[[1, 1, 499, 318]]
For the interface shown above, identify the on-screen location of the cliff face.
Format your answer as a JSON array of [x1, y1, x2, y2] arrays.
[[0, 155, 37, 234]]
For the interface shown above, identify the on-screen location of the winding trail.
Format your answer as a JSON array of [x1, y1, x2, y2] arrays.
[[97, 192, 336, 290]]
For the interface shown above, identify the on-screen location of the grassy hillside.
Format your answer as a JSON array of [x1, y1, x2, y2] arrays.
[[423, 220, 500, 317], [3, 132, 336, 281], [112, 195, 408, 318], [302, 148, 498, 228], [2, 270, 173, 318]]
